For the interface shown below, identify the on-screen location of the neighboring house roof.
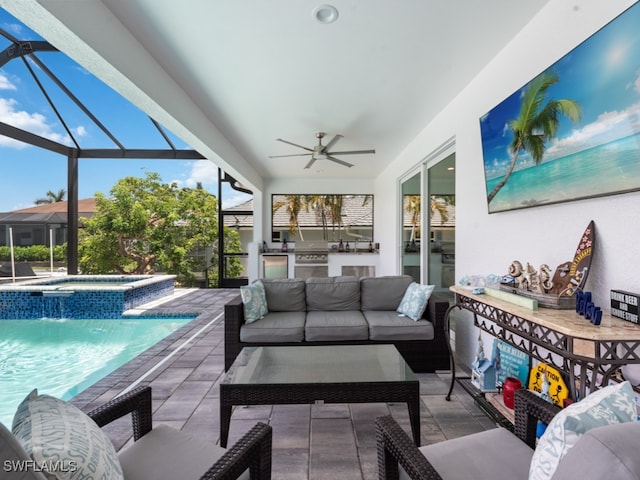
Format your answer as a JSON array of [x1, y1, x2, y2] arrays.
[[223, 200, 254, 228], [272, 195, 373, 229], [222, 197, 455, 229], [0, 199, 97, 223], [404, 202, 455, 229]]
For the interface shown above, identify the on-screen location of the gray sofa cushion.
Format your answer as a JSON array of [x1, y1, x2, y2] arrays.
[[0, 422, 47, 480], [305, 310, 368, 341], [261, 278, 306, 311], [306, 276, 361, 311], [403, 427, 533, 480], [360, 275, 413, 311], [363, 310, 434, 341], [119, 425, 250, 480], [551, 421, 640, 480], [240, 311, 306, 342]]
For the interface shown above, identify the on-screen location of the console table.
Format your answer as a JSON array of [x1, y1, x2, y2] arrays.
[[445, 285, 640, 402]]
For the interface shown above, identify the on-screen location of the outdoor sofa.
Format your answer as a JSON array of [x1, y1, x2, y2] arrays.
[[224, 275, 450, 373]]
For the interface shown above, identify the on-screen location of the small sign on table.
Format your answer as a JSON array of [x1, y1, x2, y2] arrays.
[[610, 290, 640, 324]]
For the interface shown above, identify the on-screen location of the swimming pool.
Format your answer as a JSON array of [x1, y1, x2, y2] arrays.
[[0, 315, 194, 427], [0, 274, 176, 319]]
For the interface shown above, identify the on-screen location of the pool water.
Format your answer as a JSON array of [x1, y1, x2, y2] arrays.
[[0, 316, 193, 427]]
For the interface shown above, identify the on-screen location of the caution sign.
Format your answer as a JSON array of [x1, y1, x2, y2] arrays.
[[528, 364, 569, 407]]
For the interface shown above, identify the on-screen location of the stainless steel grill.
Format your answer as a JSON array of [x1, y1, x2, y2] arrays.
[[294, 241, 329, 278], [293, 241, 329, 264]]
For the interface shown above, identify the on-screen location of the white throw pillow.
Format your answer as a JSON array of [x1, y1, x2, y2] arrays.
[[240, 280, 268, 323], [12, 389, 124, 480], [396, 282, 435, 321], [529, 381, 637, 480]]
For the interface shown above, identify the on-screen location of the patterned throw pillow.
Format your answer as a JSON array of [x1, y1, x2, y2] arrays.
[[396, 282, 435, 321], [529, 381, 637, 480], [12, 389, 124, 480], [240, 280, 268, 323]]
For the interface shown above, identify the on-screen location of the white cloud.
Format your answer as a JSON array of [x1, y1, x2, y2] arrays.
[[222, 192, 252, 209], [174, 160, 219, 188], [73, 125, 88, 137], [0, 97, 69, 148], [545, 101, 640, 161], [0, 73, 17, 90], [2, 22, 23, 36]]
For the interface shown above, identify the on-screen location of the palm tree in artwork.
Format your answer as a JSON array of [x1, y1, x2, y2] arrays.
[[487, 71, 582, 204], [35, 188, 66, 205]]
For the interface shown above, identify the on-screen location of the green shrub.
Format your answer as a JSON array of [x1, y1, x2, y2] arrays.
[[0, 244, 67, 262]]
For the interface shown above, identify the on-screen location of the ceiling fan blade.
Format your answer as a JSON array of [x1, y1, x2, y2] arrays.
[[327, 155, 353, 168], [322, 134, 343, 152], [304, 157, 317, 169], [276, 138, 314, 152], [327, 149, 376, 156], [269, 153, 312, 158]]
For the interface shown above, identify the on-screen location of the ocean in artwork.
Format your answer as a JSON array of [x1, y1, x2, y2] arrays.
[[486, 133, 640, 213]]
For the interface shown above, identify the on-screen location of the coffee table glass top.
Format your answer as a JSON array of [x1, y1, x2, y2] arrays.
[[223, 344, 417, 385]]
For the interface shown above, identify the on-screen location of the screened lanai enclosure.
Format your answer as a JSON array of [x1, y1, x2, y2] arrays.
[[0, 12, 251, 286]]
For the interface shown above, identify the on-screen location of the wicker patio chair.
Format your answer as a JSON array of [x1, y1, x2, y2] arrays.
[[88, 385, 272, 480], [376, 389, 559, 480], [1, 385, 271, 480]]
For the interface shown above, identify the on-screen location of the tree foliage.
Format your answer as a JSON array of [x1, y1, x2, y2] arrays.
[[78, 172, 220, 283], [35, 188, 66, 205]]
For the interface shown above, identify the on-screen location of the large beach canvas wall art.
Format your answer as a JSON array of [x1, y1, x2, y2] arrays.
[[480, 2, 640, 214]]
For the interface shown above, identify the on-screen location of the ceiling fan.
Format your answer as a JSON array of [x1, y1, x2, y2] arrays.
[[269, 132, 375, 169]]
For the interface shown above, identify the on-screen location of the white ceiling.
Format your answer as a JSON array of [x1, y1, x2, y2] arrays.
[[2, 0, 549, 188]]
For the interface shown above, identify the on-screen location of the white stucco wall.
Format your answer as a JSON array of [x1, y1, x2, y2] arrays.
[[374, 0, 639, 367]]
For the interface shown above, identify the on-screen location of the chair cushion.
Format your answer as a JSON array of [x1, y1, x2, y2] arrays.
[[240, 280, 268, 323], [12, 389, 124, 480], [0, 422, 47, 480], [304, 310, 368, 341], [550, 421, 640, 480], [360, 275, 413, 311], [240, 311, 306, 342], [306, 276, 361, 311], [118, 425, 250, 480], [402, 427, 533, 480], [396, 283, 435, 321], [364, 310, 434, 341], [529, 380, 637, 480], [261, 278, 306, 311]]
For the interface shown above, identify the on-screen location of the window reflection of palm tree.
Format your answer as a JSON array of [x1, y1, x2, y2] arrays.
[[487, 70, 582, 204]]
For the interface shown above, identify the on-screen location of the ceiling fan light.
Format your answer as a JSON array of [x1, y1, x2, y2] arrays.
[[312, 5, 339, 24], [315, 153, 328, 160]]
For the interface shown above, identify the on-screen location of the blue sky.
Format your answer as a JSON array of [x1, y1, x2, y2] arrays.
[[480, 2, 640, 181], [0, 10, 251, 212]]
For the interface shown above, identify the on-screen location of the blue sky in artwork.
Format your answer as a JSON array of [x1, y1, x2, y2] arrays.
[[0, 10, 251, 212], [480, 2, 640, 182]]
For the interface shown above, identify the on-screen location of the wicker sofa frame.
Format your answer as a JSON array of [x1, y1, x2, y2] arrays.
[[375, 388, 561, 480], [224, 292, 451, 373], [88, 385, 273, 480]]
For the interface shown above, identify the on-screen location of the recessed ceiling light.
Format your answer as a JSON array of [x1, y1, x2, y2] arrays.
[[312, 5, 339, 24]]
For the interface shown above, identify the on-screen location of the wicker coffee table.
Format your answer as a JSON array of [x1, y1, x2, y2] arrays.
[[220, 344, 420, 447]]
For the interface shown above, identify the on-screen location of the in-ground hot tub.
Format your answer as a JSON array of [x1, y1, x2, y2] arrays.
[[0, 275, 176, 319]]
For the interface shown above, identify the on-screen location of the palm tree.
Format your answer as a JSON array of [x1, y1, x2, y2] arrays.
[[487, 71, 581, 204], [404, 195, 421, 242], [430, 195, 453, 226], [272, 194, 305, 241], [35, 188, 66, 205]]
